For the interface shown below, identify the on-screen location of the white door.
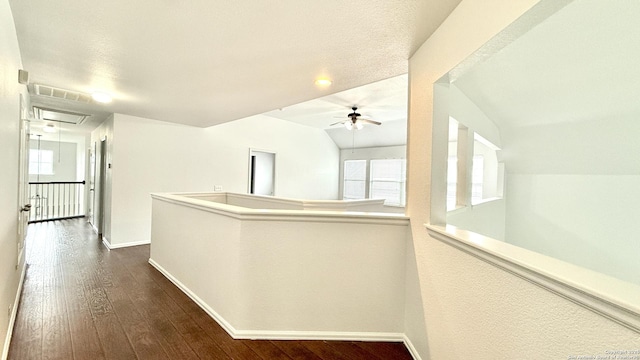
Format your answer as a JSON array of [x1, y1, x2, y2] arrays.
[[16, 95, 30, 266]]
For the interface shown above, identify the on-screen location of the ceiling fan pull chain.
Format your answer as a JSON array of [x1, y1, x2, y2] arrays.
[[352, 128, 355, 153]]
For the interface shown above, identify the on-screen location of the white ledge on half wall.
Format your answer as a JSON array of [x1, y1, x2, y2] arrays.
[[425, 224, 640, 333], [151, 192, 408, 225]]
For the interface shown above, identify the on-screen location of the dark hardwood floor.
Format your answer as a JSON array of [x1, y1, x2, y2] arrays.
[[8, 219, 413, 360]]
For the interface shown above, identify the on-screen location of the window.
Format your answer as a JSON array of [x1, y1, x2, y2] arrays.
[[343, 158, 407, 206], [447, 156, 458, 210], [471, 133, 502, 204], [343, 160, 367, 200], [446, 122, 503, 210], [29, 149, 54, 175], [471, 155, 484, 203], [370, 159, 406, 206]]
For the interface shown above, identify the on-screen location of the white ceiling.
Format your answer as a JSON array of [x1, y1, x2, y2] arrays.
[[10, 0, 461, 134], [453, 0, 640, 129]]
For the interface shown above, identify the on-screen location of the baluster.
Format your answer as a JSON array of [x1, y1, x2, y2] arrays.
[[63, 183, 66, 219], [49, 183, 52, 219], [72, 183, 76, 216]]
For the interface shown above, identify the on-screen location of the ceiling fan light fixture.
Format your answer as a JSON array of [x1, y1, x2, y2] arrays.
[[92, 91, 112, 103], [355, 121, 363, 130], [344, 121, 353, 130]]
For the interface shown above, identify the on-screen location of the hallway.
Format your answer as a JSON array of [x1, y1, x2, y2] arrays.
[[8, 219, 412, 360]]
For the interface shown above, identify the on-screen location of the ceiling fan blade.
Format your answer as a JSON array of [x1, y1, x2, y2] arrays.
[[359, 119, 382, 126], [329, 120, 348, 126]]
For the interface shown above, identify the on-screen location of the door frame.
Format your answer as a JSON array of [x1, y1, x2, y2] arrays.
[[16, 94, 30, 267], [94, 137, 107, 236]]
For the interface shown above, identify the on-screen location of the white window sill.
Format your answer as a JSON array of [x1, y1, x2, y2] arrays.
[[470, 196, 502, 206], [425, 223, 640, 332], [446, 204, 467, 214], [447, 197, 502, 214]]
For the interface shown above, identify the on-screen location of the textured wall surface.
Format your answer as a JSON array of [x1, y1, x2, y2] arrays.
[[0, 0, 25, 357], [150, 197, 407, 337], [102, 113, 339, 246]]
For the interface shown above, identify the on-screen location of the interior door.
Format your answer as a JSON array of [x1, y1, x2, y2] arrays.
[[16, 95, 30, 266]]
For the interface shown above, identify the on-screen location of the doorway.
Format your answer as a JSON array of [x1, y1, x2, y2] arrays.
[[248, 149, 275, 196]]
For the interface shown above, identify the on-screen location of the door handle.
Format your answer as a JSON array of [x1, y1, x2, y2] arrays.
[[21, 204, 32, 212]]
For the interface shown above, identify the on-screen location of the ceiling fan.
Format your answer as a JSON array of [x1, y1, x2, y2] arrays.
[[330, 106, 381, 130]]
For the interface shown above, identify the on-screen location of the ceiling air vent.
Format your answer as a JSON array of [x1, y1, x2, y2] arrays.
[[32, 84, 93, 103], [33, 106, 89, 125]]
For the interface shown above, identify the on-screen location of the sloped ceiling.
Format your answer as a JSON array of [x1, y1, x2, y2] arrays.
[[9, 0, 462, 130], [453, 0, 640, 129], [265, 74, 407, 149]]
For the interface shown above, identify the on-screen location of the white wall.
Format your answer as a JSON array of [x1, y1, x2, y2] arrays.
[[209, 115, 340, 200], [503, 114, 640, 285], [446, 200, 505, 241], [450, 84, 501, 147], [103, 113, 339, 247], [0, 0, 26, 357], [28, 140, 77, 182], [406, 0, 640, 359], [90, 116, 114, 240]]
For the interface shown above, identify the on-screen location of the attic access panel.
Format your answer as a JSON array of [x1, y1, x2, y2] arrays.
[[32, 106, 89, 125]]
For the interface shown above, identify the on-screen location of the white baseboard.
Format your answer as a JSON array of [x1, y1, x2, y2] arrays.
[[148, 258, 409, 345], [148, 258, 238, 336], [101, 237, 110, 250], [233, 329, 405, 342], [2, 262, 27, 360], [402, 334, 422, 360], [102, 239, 150, 250]]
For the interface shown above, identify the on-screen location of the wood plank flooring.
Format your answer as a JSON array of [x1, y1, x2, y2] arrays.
[[8, 219, 413, 360]]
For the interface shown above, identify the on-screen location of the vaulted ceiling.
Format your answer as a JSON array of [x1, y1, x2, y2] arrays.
[[453, 0, 640, 129], [10, 0, 462, 135]]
